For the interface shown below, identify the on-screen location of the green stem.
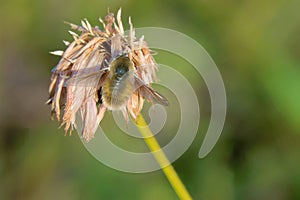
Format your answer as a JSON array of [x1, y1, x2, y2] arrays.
[[135, 114, 193, 200]]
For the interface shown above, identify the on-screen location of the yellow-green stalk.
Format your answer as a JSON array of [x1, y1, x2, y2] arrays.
[[136, 114, 193, 200]]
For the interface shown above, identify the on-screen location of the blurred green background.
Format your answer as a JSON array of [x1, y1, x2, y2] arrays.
[[1, 0, 300, 199]]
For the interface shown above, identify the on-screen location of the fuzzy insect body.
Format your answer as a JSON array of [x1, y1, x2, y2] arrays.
[[102, 55, 135, 110]]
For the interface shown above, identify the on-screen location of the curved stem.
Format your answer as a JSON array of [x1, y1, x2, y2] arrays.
[[135, 114, 193, 200]]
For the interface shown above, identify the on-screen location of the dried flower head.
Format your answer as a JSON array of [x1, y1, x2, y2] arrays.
[[47, 8, 168, 141]]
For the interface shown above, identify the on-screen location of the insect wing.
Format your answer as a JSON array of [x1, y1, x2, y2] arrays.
[[67, 68, 108, 88], [134, 75, 169, 106]]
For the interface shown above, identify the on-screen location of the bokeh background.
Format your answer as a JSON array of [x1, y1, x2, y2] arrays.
[[1, 0, 300, 199]]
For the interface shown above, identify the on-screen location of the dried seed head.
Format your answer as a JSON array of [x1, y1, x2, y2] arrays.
[[48, 8, 166, 141]]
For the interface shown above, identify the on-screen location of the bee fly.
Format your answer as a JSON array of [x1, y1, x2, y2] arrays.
[[68, 54, 168, 114], [102, 54, 135, 110]]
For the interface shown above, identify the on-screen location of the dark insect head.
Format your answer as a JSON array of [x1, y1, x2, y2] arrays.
[[115, 62, 129, 77]]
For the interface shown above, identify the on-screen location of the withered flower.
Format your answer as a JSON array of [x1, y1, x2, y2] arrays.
[[47, 9, 168, 141]]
